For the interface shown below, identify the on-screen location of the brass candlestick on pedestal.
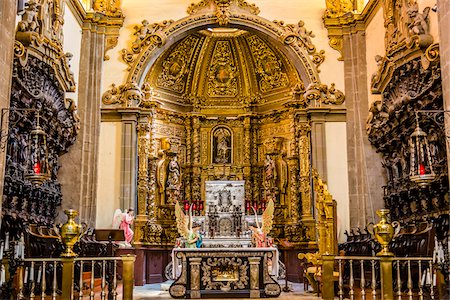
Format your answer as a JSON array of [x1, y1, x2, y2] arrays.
[[56, 209, 86, 257], [373, 209, 394, 257]]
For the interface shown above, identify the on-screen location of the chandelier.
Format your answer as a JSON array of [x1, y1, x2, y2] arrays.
[[409, 110, 449, 188], [24, 112, 50, 185]]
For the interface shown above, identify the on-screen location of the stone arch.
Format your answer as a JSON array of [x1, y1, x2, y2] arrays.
[[121, 2, 323, 89]]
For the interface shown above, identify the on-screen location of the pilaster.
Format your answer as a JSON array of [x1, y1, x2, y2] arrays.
[[309, 109, 329, 181], [59, 21, 106, 226], [437, 0, 450, 184], [119, 111, 139, 211], [324, 1, 385, 228], [0, 0, 16, 221]]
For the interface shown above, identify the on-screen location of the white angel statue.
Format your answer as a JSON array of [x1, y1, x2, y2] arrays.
[[174, 202, 202, 248], [112, 208, 134, 247], [249, 199, 275, 248]]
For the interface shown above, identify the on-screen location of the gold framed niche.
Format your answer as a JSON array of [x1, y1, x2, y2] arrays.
[[211, 125, 233, 165]]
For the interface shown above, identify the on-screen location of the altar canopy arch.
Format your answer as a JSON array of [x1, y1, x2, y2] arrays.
[[101, 0, 345, 247]]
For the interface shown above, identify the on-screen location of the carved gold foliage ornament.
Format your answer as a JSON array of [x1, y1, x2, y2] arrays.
[[304, 83, 345, 106], [207, 41, 238, 97], [102, 82, 143, 107], [275, 20, 325, 68], [201, 257, 249, 290], [93, 0, 122, 17], [187, 0, 260, 18], [122, 19, 174, 67], [313, 169, 338, 255], [324, 0, 356, 18], [328, 35, 343, 61], [246, 35, 289, 93], [156, 36, 200, 93]]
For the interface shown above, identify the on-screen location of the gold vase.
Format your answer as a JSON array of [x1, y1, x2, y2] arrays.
[[59, 209, 85, 258], [373, 209, 394, 256]]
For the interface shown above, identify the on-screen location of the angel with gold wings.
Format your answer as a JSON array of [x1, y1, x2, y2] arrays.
[[174, 202, 202, 248], [249, 199, 275, 248]]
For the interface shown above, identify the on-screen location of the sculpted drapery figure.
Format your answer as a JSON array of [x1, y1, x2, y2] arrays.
[[277, 152, 288, 203], [213, 127, 231, 164], [113, 208, 134, 246], [264, 154, 277, 189], [156, 150, 168, 204], [249, 199, 275, 247], [174, 202, 202, 248], [166, 155, 181, 204], [167, 156, 181, 189]]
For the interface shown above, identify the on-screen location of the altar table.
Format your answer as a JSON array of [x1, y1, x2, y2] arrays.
[[169, 247, 281, 298]]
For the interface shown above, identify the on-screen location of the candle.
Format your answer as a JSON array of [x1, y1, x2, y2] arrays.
[[419, 163, 425, 175], [24, 267, 28, 284], [33, 162, 41, 174], [0, 242, 4, 260], [20, 234, 24, 259], [0, 266, 4, 285], [30, 264, 34, 281], [36, 266, 41, 283], [4, 233, 9, 251]]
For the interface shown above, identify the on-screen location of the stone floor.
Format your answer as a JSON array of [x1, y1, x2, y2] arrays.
[[132, 281, 323, 300]]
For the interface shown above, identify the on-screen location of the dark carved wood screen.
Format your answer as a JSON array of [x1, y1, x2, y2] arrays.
[[2, 55, 79, 230]]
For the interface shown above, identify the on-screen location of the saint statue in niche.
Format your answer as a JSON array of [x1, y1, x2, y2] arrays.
[[263, 154, 277, 189], [213, 127, 232, 164], [166, 155, 182, 204]]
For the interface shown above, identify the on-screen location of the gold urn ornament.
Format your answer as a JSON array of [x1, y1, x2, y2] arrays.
[[57, 209, 86, 257], [373, 209, 394, 256]]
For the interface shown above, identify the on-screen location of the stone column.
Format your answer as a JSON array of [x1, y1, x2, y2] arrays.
[[437, 0, 450, 184], [309, 110, 328, 180], [249, 257, 261, 298], [0, 0, 17, 219], [342, 30, 385, 228], [119, 111, 139, 211], [59, 20, 106, 226]]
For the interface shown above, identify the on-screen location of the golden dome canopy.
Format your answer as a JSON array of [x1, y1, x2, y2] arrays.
[[144, 28, 301, 112]]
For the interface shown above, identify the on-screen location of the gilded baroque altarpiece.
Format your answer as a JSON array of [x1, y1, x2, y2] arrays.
[[101, 0, 345, 247]]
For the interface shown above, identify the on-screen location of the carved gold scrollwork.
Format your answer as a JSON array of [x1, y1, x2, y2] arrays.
[[121, 19, 173, 66], [275, 20, 325, 68], [328, 35, 344, 61], [324, 0, 355, 18], [93, 0, 122, 17], [187, 0, 259, 17], [424, 43, 439, 63], [102, 82, 143, 107], [304, 82, 345, 106], [207, 41, 238, 97], [156, 36, 199, 93], [246, 35, 289, 93]]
